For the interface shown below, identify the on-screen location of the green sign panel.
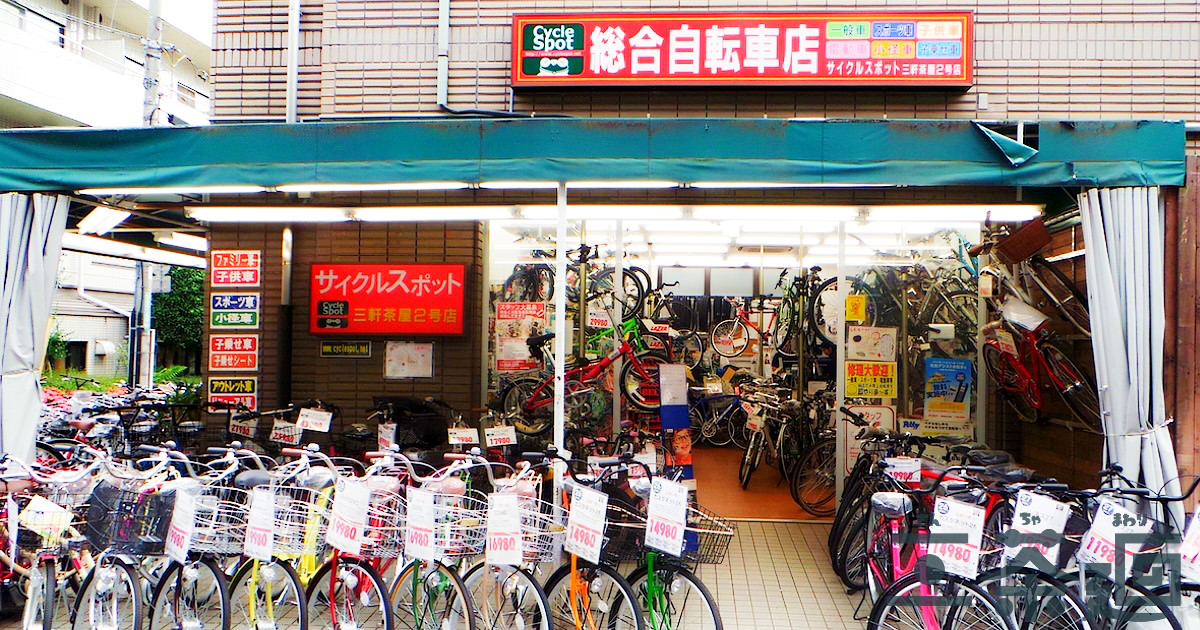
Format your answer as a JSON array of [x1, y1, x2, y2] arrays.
[[211, 311, 259, 328], [320, 341, 372, 358], [520, 23, 585, 77], [826, 22, 870, 38]]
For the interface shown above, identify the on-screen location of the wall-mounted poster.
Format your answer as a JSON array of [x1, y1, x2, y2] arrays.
[[385, 341, 435, 379], [496, 303, 548, 371], [923, 357, 972, 433], [847, 325, 897, 361]]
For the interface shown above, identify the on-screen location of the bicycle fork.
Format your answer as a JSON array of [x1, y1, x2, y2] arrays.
[[568, 555, 602, 630]]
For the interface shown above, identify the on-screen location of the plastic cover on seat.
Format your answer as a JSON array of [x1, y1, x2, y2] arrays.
[[870, 492, 914, 519], [965, 449, 1013, 466]]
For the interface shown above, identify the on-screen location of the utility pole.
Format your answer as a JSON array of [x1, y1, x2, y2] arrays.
[[142, 0, 163, 127]]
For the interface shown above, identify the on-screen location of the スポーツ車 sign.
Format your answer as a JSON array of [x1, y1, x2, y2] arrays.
[[512, 12, 972, 87], [210, 293, 260, 329], [310, 264, 466, 334]]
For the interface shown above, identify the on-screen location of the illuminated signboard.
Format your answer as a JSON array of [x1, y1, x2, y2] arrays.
[[309, 264, 466, 335], [512, 12, 972, 87]]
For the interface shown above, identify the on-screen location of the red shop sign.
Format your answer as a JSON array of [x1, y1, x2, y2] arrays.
[[211, 250, 262, 287], [309, 264, 466, 335], [512, 11, 972, 88], [209, 334, 259, 371]]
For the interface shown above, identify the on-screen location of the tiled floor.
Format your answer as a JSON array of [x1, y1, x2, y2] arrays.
[[697, 520, 862, 630]]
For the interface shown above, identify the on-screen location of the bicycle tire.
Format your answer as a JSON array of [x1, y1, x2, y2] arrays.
[[34, 441, 64, 466], [928, 289, 981, 359], [1029, 256, 1091, 338], [72, 556, 141, 630], [980, 499, 1013, 574], [726, 404, 750, 450], [1149, 581, 1200, 629], [790, 437, 837, 517], [307, 556, 394, 630], [867, 570, 1017, 630], [619, 352, 669, 411], [147, 558, 231, 630], [22, 557, 53, 630], [590, 268, 644, 321], [863, 511, 898, 604], [626, 563, 722, 630], [709, 319, 751, 358], [810, 277, 878, 347], [535, 266, 554, 302], [671, 332, 705, 370], [982, 343, 1040, 423], [461, 562, 549, 630], [771, 297, 800, 357], [501, 272, 524, 302], [499, 377, 553, 436], [1041, 343, 1103, 433], [543, 561, 646, 630], [977, 566, 1094, 630], [835, 510, 869, 591], [776, 421, 805, 484], [1066, 569, 1181, 630], [739, 432, 763, 490], [228, 559, 307, 630]]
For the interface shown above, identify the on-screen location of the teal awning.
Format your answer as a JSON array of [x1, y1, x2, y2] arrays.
[[0, 118, 1184, 192]]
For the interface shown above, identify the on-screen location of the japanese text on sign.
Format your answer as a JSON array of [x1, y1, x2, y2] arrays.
[[209, 334, 259, 371], [208, 377, 257, 412], [1076, 497, 1154, 581], [496, 303, 549, 371], [311, 264, 466, 335], [846, 361, 897, 398], [486, 493, 524, 565], [210, 293, 260, 330], [513, 12, 972, 87], [564, 485, 608, 564], [210, 250, 261, 287], [327, 479, 370, 555], [1003, 490, 1070, 569], [929, 496, 985, 580], [645, 478, 688, 556]]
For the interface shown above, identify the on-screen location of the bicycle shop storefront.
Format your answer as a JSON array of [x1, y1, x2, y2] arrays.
[[0, 117, 1185, 506]]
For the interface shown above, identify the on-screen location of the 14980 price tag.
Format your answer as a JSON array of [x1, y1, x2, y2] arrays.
[[564, 485, 608, 564]]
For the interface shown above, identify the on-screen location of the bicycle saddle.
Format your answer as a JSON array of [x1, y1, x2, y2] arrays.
[[176, 421, 205, 435], [982, 463, 1036, 484], [964, 450, 1013, 466], [870, 492, 914, 519], [69, 417, 98, 432], [233, 468, 272, 489]]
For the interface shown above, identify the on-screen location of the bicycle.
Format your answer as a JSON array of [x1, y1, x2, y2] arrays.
[[735, 384, 802, 490], [709, 294, 795, 359]]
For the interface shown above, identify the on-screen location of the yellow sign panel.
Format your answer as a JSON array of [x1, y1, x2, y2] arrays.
[[845, 294, 868, 322], [846, 361, 897, 398]]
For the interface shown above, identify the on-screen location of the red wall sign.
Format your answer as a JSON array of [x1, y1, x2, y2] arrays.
[[209, 334, 259, 371], [512, 12, 972, 87], [210, 250, 262, 287], [309, 264, 466, 335]]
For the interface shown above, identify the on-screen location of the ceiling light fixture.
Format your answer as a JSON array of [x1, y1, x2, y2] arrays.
[[354, 206, 516, 221], [185, 206, 350, 222], [154, 231, 209, 251], [690, 181, 891, 189], [276, 181, 470, 193], [79, 185, 267, 195], [690, 206, 860, 222], [61, 234, 207, 268], [478, 181, 560, 190], [566, 180, 679, 189], [75, 206, 131, 235]]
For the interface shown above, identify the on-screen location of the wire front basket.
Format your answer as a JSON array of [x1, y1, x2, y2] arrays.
[[264, 485, 332, 557], [517, 497, 567, 564], [17, 494, 86, 551], [190, 486, 250, 555], [359, 487, 406, 559], [430, 489, 488, 558], [602, 503, 647, 565], [85, 478, 174, 555], [682, 504, 735, 565]]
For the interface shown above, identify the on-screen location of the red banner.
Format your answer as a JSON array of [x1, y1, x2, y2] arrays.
[[512, 12, 972, 87], [211, 250, 262, 287], [209, 334, 259, 371], [309, 264, 466, 335]]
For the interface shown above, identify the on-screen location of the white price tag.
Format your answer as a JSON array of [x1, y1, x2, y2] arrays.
[[929, 496, 986, 579], [742, 402, 763, 432], [485, 493, 523, 565], [296, 408, 334, 433], [1003, 491, 1070, 568], [326, 479, 370, 555], [244, 488, 275, 561], [485, 425, 518, 448], [628, 450, 657, 479], [658, 364, 688, 407], [165, 483, 199, 564], [995, 330, 1019, 357], [1178, 512, 1200, 581], [270, 419, 302, 445], [448, 427, 480, 445], [564, 485, 608, 564], [405, 487, 438, 560], [377, 422, 397, 450], [884, 457, 921, 483], [645, 478, 688, 556], [228, 415, 258, 438], [587, 309, 612, 328], [1076, 497, 1154, 581]]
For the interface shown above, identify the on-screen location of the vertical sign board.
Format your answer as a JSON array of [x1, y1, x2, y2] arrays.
[[208, 377, 257, 412], [209, 334, 259, 371], [210, 250, 262, 287], [210, 293, 261, 329]]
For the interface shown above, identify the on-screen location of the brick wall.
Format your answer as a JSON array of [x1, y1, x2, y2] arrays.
[[213, 0, 1200, 121]]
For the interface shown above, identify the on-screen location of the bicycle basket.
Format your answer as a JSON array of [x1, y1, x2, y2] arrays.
[[428, 489, 488, 558], [517, 497, 567, 564], [265, 485, 332, 557], [16, 494, 87, 551], [601, 503, 647, 565], [681, 504, 736, 565], [84, 477, 175, 555], [994, 217, 1050, 265], [359, 487, 407, 559], [189, 485, 250, 555]]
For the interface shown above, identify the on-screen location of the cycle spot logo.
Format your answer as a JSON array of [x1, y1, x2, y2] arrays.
[[936, 501, 950, 515], [1101, 502, 1115, 516]]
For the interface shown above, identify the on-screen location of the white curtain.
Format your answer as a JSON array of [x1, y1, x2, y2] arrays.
[[1079, 187, 1184, 530], [0, 193, 69, 463]]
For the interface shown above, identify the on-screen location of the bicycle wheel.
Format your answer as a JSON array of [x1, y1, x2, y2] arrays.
[[1150, 581, 1200, 630], [738, 432, 763, 490], [1030, 256, 1091, 338], [626, 563, 721, 630], [543, 561, 646, 630], [977, 567, 1094, 630], [835, 511, 869, 591], [771, 298, 800, 357], [148, 558, 231, 630], [1069, 570, 1181, 630], [307, 556, 393, 630], [34, 441, 64, 467], [501, 272, 525, 302], [535, 266, 554, 302], [72, 556, 141, 630], [619, 352, 669, 411], [390, 559, 474, 630], [461, 562, 549, 630], [1041, 343, 1103, 433], [867, 570, 1017, 630], [810, 277, 878, 347], [982, 344, 1040, 423], [22, 558, 53, 630], [228, 559, 306, 630], [709, 319, 751, 358], [500, 377, 553, 436], [672, 332, 705, 370], [590, 268, 644, 321], [929, 290, 981, 359], [790, 438, 837, 517], [726, 404, 750, 450], [979, 499, 1013, 574]]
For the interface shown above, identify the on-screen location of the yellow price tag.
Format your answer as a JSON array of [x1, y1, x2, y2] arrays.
[[846, 294, 867, 322]]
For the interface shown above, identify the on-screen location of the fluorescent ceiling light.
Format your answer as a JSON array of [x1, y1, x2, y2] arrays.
[[76, 206, 131, 235], [690, 206, 860, 222], [644, 234, 731, 245], [154, 231, 208, 251], [61, 234, 207, 268], [735, 235, 812, 247], [846, 221, 979, 235], [567, 180, 679, 189], [354, 206, 515, 221], [690, 181, 891, 189], [276, 181, 470, 193], [520, 206, 683, 221], [186, 206, 350, 222], [79, 185, 267, 195], [867, 204, 1042, 222], [479, 181, 559, 190], [650, 243, 729, 254]]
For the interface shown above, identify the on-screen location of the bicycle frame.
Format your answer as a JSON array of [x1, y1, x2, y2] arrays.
[[519, 341, 654, 415]]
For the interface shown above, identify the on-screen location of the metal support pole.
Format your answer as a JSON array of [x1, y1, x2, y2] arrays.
[[142, 0, 163, 126], [285, 0, 300, 123], [613, 221, 623, 435], [899, 268, 909, 416], [835, 221, 848, 503], [553, 184, 568, 451]]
